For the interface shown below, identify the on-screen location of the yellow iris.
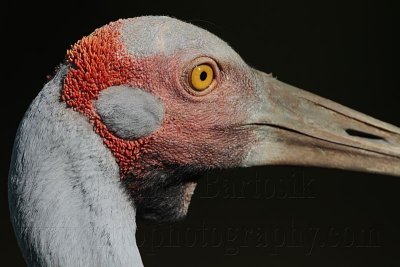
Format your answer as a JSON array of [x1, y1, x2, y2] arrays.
[[190, 64, 214, 91]]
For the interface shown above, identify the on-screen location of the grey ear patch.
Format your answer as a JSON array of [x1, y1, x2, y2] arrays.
[[95, 85, 164, 139]]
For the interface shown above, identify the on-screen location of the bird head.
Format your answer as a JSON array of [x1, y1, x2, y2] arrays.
[[62, 16, 400, 222]]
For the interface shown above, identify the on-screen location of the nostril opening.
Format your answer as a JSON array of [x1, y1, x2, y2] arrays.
[[345, 129, 386, 141]]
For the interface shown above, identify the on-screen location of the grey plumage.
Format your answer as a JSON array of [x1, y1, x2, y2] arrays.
[[9, 65, 143, 267]]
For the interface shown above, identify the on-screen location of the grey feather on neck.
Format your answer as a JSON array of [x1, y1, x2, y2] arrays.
[[8, 65, 143, 267]]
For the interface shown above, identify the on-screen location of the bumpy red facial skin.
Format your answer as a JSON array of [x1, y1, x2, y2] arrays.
[[62, 20, 153, 177], [62, 20, 254, 179]]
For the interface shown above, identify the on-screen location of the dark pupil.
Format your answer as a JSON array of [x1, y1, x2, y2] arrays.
[[200, 71, 207, 81]]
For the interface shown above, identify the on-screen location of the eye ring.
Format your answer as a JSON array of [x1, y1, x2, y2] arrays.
[[184, 57, 220, 96]]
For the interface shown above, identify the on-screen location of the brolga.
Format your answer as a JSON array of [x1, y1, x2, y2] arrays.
[[8, 16, 400, 267]]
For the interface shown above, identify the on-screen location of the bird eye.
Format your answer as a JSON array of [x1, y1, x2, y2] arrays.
[[190, 64, 214, 91]]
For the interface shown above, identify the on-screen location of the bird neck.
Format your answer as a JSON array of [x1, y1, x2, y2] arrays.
[[9, 65, 143, 267]]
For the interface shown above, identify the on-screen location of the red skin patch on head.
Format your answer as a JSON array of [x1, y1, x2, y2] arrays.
[[62, 20, 154, 178], [62, 20, 254, 181]]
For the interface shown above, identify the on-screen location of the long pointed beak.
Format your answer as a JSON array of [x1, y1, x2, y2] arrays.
[[242, 70, 400, 176]]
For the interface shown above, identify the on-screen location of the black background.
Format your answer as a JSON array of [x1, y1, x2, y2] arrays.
[[1, 1, 398, 266]]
